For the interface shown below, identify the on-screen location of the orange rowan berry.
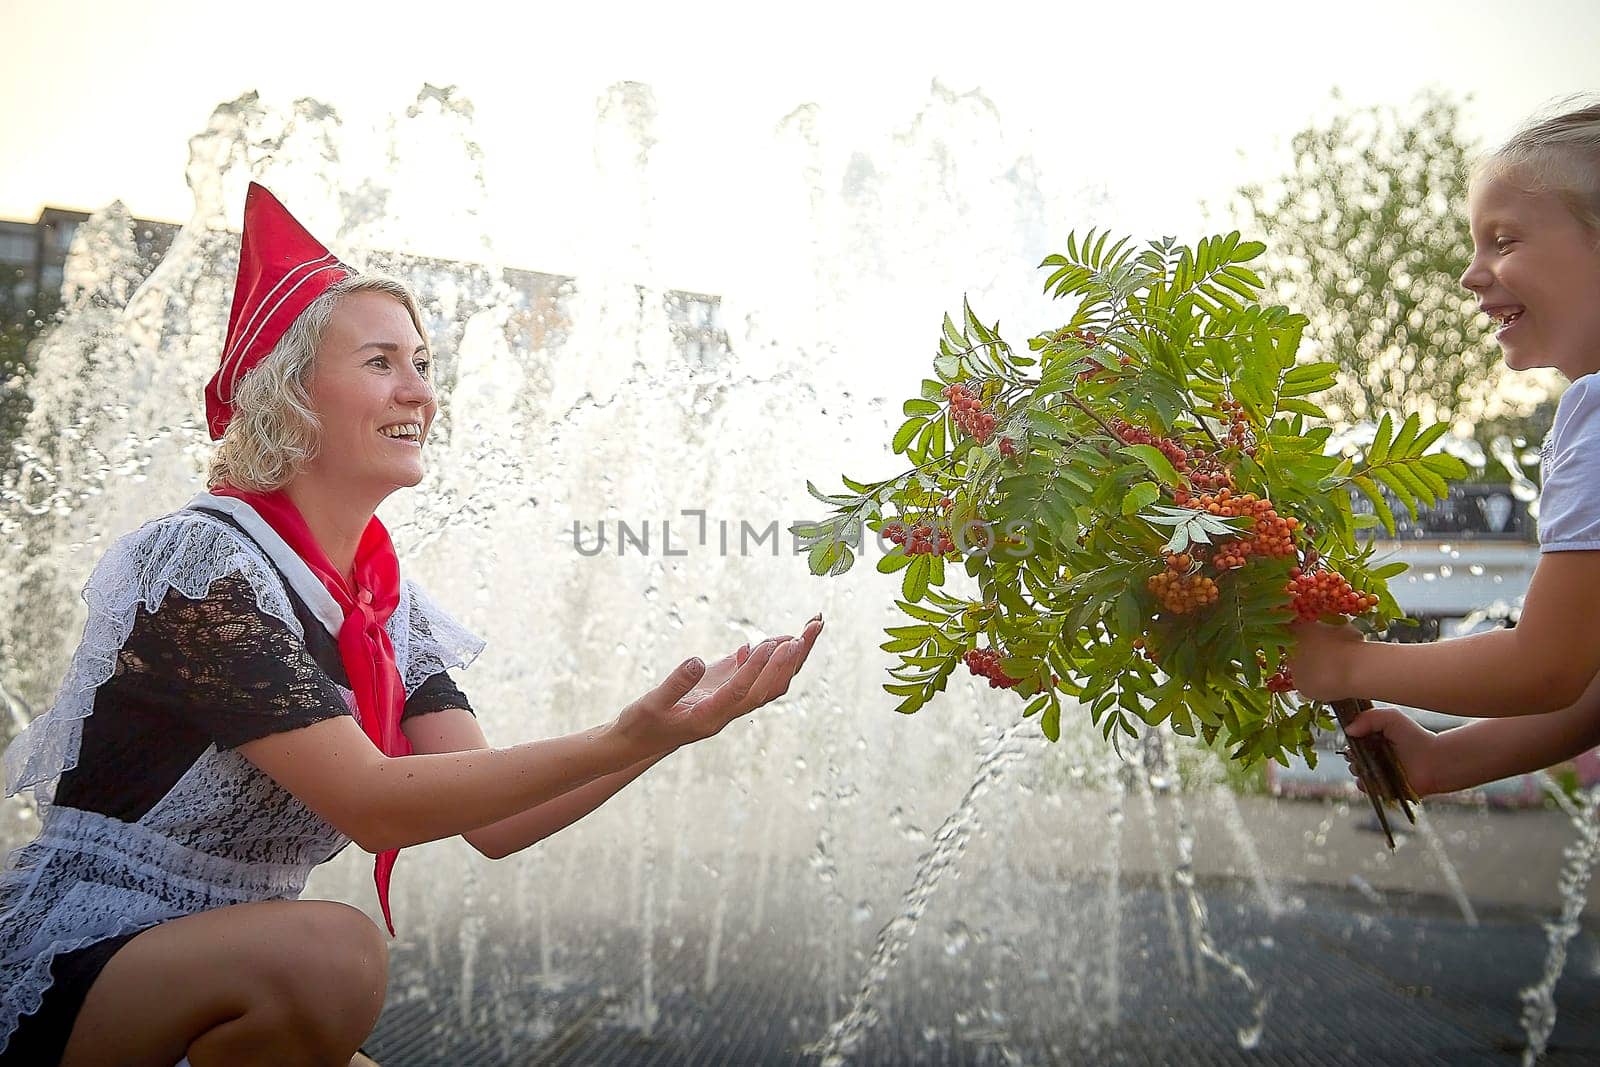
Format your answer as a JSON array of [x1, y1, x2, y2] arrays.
[[964, 647, 1020, 689]]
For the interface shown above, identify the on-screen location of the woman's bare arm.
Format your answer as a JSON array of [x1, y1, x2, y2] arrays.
[[399, 627, 817, 858], [240, 713, 640, 853], [237, 637, 794, 853], [402, 707, 673, 859]]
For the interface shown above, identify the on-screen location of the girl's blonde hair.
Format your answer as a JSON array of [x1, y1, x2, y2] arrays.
[[1474, 95, 1600, 237], [206, 273, 430, 492]]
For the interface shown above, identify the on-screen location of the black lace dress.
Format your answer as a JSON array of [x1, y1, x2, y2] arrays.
[[0, 499, 484, 1063]]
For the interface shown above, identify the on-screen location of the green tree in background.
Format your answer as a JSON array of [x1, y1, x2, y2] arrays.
[[1234, 89, 1554, 452]]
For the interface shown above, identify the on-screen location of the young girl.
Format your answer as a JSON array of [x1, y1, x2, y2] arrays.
[[1288, 99, 1600, 796]]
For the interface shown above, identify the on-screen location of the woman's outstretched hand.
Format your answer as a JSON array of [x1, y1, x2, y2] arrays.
[[612, 614, 825, 758]]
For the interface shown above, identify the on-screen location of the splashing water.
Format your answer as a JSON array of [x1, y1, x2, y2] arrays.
[[1197, 741, 1284, 919], [810, 720, 1030, 1065], [1173, 794, 1271, 1049], [1136, 734, 1194, 988], [1520, 776, 1600, 1066], [1415, 807, 1479, 928], [1103, 750, 1127, 1026]]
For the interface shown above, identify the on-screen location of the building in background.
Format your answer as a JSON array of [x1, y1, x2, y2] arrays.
[[0, 207, 726, 366], [0, 207, 180, 310]]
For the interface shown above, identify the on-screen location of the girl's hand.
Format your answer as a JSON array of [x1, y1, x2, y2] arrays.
[[612, 615, 824, 757], [1342, 706, 1443, 797], [1286, 621, 1366, 701]]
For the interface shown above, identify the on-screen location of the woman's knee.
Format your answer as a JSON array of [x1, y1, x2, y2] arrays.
[[263, 901, 389, 1032], [296, 901, 388, 979], [62, 900, 389, 1067]]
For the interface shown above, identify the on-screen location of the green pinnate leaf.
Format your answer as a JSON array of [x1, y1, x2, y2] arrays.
[[892, 417, 924, 455], [902, 554, 931, 603], [1119, 444, 1181, 485], [1122, 481, 1161, 515], [1041, 701, 1061, 742]]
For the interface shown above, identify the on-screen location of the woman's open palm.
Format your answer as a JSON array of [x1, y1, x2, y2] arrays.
[[617, 615, 824, 754], [676, 615, 823, 733], [679, 644, 754, 706]]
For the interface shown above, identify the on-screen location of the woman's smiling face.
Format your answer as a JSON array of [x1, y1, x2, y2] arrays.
[[1461, 173, 1600, 380], [303, 290, 436, 496]]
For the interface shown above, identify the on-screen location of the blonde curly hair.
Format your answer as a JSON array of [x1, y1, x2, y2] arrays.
[[207, 273, 430, 492]]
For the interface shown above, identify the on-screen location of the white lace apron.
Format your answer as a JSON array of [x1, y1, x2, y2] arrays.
[[0, 492, 485, 1053]]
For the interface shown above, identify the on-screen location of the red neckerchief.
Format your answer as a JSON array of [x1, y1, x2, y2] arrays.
[[212, 485, 406, 935]]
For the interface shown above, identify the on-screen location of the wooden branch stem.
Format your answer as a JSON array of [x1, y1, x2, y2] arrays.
[[1331, 697, 1420, 849]]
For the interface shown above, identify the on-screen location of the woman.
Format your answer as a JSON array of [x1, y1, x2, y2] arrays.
[[0, 183, 823, 1066]]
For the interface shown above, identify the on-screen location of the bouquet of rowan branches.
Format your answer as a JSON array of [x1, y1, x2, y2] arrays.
[[793, 230, 1468, 843]]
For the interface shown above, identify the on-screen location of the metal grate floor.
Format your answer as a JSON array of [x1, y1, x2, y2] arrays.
[[363, 880, 1600, 1066]]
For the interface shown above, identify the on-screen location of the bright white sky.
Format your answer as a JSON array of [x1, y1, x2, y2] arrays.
[[2, 0, 1598, 290]]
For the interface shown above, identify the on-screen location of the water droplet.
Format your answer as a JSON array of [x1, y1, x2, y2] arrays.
[[943, 920, 972, 956]]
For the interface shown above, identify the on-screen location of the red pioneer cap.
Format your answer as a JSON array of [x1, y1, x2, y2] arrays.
[[204, 182, 353, 439]]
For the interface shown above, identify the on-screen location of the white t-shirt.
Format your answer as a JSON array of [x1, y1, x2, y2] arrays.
[[1539, 372, 1600, 552]]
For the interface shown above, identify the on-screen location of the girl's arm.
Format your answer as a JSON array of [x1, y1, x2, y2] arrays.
[[1290, 549, 1600, 717], [402, 707, 674, 859], [1299, 376, 1600, 717], [1346, 668, 1600, 796]]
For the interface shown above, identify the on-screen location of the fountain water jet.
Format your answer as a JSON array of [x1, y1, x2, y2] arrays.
[[810, 720, 1032, 1065], [1521, 775, 1600, 1065]]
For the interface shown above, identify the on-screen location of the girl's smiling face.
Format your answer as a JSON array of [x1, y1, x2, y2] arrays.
[[1462, 173, 1600, 380]]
